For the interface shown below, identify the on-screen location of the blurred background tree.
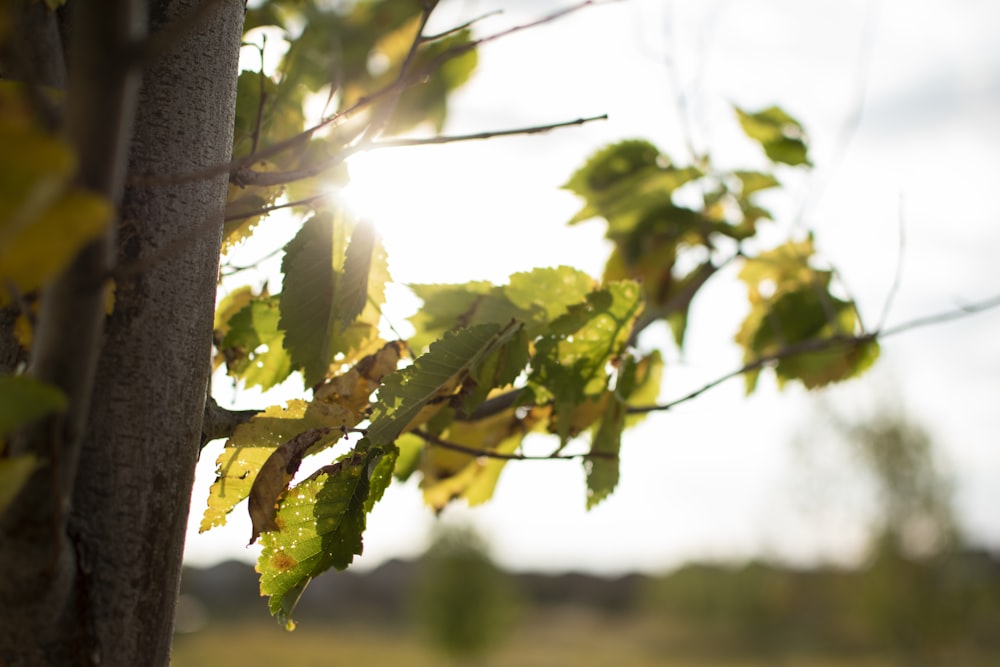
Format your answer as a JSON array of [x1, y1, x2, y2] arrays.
[[410, 524, 520, 664]]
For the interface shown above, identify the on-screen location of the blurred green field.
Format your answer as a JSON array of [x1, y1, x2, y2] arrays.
[[170, 609, 997, 667]]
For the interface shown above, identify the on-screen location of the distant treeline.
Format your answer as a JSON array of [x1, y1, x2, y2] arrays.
[[180, 546, 1000, 662], [643, 548, 1000, 660]]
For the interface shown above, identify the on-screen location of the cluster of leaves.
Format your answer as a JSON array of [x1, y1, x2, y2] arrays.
[[203, 91, 878, 626], [0, 0, 884, 628]]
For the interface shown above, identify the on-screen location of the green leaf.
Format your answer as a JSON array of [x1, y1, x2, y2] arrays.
[[220, 296, 293, 390], [383, 28, 478, 134], [458, 326, 531, 416], [393, 433, 424, 481], [232, 70, 306, 159], [257, 443, 396, 629], [336, 219, 376, 332], [734, 170, 780, 196], [279, 212, 388, 386], [504, 266, 596, 328], [734, 105, 811, 167], [563, 140, 701, 228], [408, 281, 495, 353], [367, 322, 522, 447], [564, 140, 660, 198], [280, 213, 342, 386], [735, 285, 877, 392], [214, 286, 255, 332], [738, 238, 822, 304], [586, 393, 625, 509], [622, 351, 664, 427], [0, 375, 67, 436], [528, 281, 644, 442]]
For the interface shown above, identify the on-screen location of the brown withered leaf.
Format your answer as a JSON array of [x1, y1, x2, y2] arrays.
[[310, 340, 404, 421], [248, 427, 333, 544]]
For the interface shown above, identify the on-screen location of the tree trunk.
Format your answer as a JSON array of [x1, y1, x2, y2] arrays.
[[0, 2, 243, 664]]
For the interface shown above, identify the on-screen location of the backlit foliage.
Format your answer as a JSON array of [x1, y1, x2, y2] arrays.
[[0, 0, 884, 628]]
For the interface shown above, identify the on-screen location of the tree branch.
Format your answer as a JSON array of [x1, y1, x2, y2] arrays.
[[200, 397, 260, 448], [629, 293, 1000, 415], [412, 428, 615, 461], [233, 115, 608, 188]]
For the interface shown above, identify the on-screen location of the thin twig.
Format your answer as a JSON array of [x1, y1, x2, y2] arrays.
[[422, 9, 503, 42], [367, 115, 609, 149], [219, 245, 285, 277], [474, 0, 623, 51], [223, 191, 335, 223], [235, 115, 608, 188], [876, 193, 906, 332], [628, 293, 1000, 415], [879, 293, 1000, 338], [412, 428, 615, 461]]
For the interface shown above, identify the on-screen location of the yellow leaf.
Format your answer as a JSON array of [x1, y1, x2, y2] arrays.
[[201, 342, 403, 533], [0, 84, 112, 304]]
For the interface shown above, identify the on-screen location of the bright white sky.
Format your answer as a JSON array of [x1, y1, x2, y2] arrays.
[[185, 0, 1000, 574]]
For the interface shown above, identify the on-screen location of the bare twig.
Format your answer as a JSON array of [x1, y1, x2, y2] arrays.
[[219, 245, 285, 277], [627, 334, 875, 416], [879, 293, 1000, 338], [876, 193, 906, 332], [628, 293, 1000, 415], [366, 115, 609, 149], [235, 115, 608, 188], [223, 191, 336, 223], [412, 428, 615, 461], [422, 9, 503, 42], [474, 0, 623, 51]]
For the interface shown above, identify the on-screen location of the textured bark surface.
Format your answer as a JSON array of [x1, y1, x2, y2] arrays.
[[0, 2, 243, 665], [64, 2, 244, 664]]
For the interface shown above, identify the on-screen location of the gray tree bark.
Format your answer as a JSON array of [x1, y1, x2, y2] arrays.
[[0, 2, 244, 664]]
